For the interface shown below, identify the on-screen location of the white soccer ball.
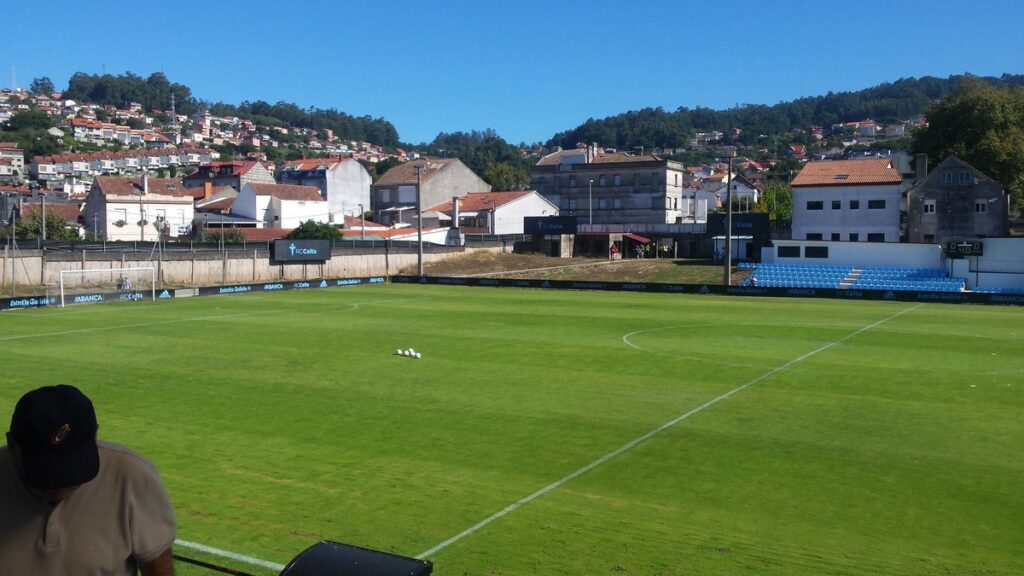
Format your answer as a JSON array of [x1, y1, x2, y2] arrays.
[[395, 349, 402, 355], [403, 350, 411, 357], [416, 352, 422, 359]]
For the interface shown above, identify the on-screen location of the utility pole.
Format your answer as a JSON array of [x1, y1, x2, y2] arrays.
[[358, 203, 365, 239], [724, 152, 735, 286], [415, 163, 425, 276], [41, 194, 46, 243]]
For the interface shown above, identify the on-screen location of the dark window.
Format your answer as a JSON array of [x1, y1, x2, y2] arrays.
[[806, 233, 823, 240], [807, 201, 823, 210], [868, 200, 886, 209], [778, 246, 800, 258], [849, 200, 860, 209], [924, 234, 935, 243], [975, 201, 987, 214], [831, 233, 841, 241], [832, 200, 841, 210], [867, 233, 885, 242], [599, 175, 606, 187], [849, 233, 859, 242], [569, 176, 576, 187], [805, 246, 829, 258]]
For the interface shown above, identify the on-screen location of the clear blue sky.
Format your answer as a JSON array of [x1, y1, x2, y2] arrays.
[[3, 0, 1022, 145]]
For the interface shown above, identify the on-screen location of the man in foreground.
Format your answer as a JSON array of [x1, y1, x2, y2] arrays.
[[1, 384, 177, 575]]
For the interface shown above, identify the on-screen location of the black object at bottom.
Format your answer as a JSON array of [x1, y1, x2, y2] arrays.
[[279, 540, 432, 576]]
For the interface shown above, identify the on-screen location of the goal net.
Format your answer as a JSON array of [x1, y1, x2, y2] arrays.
[[58, 266, 156, 307]]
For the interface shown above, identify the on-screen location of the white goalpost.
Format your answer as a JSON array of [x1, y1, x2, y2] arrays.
[[59, 266, 157, 307]]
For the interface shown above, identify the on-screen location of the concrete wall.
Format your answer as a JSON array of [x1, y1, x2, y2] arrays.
[[950, 238, 1024, 290], [764, 240, 942, 269], [1, 246, 496, 291]]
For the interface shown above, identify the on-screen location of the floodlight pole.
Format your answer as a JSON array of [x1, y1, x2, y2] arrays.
[[723, 152, 735, 286], [415, 163, 424, 277]]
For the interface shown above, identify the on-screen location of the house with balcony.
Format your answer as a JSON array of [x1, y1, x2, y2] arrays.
[[183, 160, 275, 192], [790, 157, 903, 242], [83, 176, 195, 241], [372, 158, 490, 225], [530, 144, 688, 226], [0, 142, 25, 185], [906, 155, 1009, 244], [277, 157, 371, 224]]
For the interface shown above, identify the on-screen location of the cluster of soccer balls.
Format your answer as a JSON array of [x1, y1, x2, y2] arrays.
[[396, 347, 422, 359]]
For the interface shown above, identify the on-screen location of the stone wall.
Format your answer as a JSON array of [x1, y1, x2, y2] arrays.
[[1, 245, 493, 290]]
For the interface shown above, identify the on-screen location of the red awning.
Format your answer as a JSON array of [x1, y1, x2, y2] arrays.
[[623, 233, 652, 243]]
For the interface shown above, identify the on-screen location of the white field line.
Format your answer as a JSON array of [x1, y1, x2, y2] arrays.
[[416, 303, 922, 559], [175, 539, 285, 572], [0, 296, 425, 342], [0, 311, 266, 342], [621, 324, 766, 369]]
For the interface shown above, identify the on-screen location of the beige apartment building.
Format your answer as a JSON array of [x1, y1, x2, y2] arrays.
[[530, 144, 689, 225]]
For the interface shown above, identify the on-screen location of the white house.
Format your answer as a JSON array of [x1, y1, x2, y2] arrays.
[[790, 158, 903, 242], [424, 190, 558, 235], [277, 157, 372, 223], [233, 183, 326, 229], [83, 176, 196, 241]]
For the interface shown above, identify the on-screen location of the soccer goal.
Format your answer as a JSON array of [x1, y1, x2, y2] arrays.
[[58, 266, 156, 307]]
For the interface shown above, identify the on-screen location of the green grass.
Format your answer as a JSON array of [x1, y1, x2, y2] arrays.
[[2, 285, 1022, 575]]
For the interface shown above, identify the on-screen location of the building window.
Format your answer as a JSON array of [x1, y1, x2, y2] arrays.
[[868, 200, 886, 209], [598, 198, 608, 209], [849, 200, 860, 209], [380, 190, 390, 203], [613, 198, 622, 209], [923, 200, 936, 214], [805, 246, 829, 258], [832, 200, 841, 210], [975, 201, 987, 214], [959, 170, 972, 185], [674, 173, 679, 186], [924, 234, 935, 243], [806, 233, 823, 240], [778, 246, 800, 258], [867, 233, 885, 242], [807, 201, 823, 210], [613, 174, 621, 186], [569, 176, 576, 187], [849, 233, 859, 242], [831, 233, 841, 241], [599, 175, 606, 187]]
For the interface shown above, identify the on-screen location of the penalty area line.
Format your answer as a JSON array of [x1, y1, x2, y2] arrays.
[[416, 303, 922, 559], [175, 539, 286, 572]]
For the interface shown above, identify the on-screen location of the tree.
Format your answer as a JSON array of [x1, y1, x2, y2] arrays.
[[29, 77, 55, 96], [754, 182, 793, 222], [484, 162, 529, 190], [14, 209, 78, 240], [285, 220, 341, 240], [6, 110, 51, 131], [913, 78, 1024, 214]]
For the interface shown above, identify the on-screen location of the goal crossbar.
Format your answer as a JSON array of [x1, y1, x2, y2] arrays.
[[59, 266, 156, 308]]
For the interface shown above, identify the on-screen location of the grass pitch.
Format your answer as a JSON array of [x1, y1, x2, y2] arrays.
[[2, 285, 1022, 575]]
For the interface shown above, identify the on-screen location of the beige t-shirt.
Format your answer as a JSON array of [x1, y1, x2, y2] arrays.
[[0, 441, 176, 576]]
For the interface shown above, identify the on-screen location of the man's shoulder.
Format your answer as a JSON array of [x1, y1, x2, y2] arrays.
[[98, 441, 160, 475]]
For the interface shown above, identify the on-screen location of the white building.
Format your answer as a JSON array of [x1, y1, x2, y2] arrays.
[[233, 183, 326, 229], [425, 190, 559, 235], [277, 157, 371, 224], [83, 176, 196, 241], [790, 158, 903, 242]]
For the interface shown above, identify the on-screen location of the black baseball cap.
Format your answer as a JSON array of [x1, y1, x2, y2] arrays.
[[9, 385, 100, 489]]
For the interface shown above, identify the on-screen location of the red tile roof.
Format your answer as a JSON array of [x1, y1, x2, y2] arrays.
[[281, 157, 353, 171], [425, 190, 535, 212], [246, 183, 324, 201], [92, 176, 195, 198], [374, 158, 460, 186], [790, 158, 902, 187], [21, 202, 82, 222]]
